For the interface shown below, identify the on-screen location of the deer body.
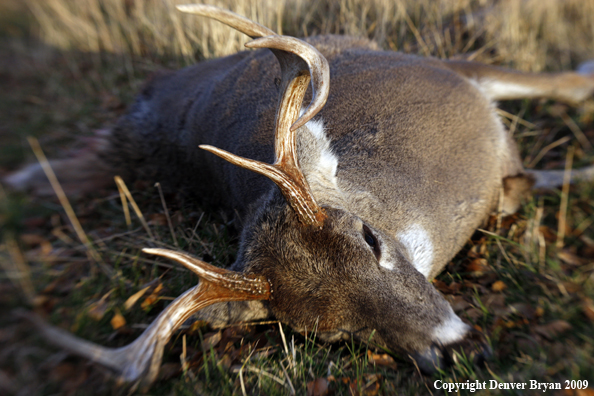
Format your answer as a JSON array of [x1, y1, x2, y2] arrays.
[[7, 5, 594, 387], [110, 36, 513, 277]]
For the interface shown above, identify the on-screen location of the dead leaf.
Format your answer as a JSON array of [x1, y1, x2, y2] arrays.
[[87, 291, 113, 321], [141, 283, 163, 310], [148, 213, 168, 226], [446, 295, 471, 313], [508, 303, 536, 320], [558, 250, 587, 266], [466, 258, 490, 276], [110, 309, 126, 330], [348, 374, 381, 396], [465, 308, 483, 321], [482, 293, 507, 316], [201, 331, 222, 351], [124, 286, 150, 311], [307, 378, 329, 396], [433, 279, 452, 294], [367, 350, 397, 370], [539, 226, 557, 243], [534, 320, 572, 340], [491, 280, 507, 292], [562, 281, 582, 293]]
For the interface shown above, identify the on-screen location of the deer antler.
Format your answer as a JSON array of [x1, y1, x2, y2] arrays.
[[17, 248, 270, 388], [178, 5, 329, 228]]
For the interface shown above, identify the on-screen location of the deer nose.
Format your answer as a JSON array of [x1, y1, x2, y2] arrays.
[[412, 330, 492, 374]]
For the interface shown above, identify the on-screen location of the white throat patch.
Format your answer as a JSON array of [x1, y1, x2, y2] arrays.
[[297, 118, 342, 205]]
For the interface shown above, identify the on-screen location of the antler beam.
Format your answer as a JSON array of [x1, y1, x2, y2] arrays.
[[18, 249, 270, 388]]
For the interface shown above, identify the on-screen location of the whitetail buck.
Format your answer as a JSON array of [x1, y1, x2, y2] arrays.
[[6, 4, 594, 388]]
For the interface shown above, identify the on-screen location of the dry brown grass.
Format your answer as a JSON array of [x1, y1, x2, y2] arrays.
[[18, 0, 594, 70]]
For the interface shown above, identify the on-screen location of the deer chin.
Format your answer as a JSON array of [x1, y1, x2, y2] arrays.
[[412, 332, 492, 374], [410, 311, 492, 374]]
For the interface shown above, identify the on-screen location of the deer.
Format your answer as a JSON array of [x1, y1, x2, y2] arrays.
[[5, 4, 594, 389]]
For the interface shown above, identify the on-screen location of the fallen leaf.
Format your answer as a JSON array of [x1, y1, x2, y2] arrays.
[[446, 295, 471, 313], [508, 303, 536, 320], [465, 258, 490, 276], [491, 280, 507, 292], [349, 374, 381, 396], [534, 320, 572, 340], [307, 377, 329, 396], [124, 286, 150, 310], [465, 307, 483, 320], [201, 331, 222, 351], [562, 281, 582, 293], [558, 250, 587, 266], [482, 294, 507, 316], [539, 226, 557, 243], [141, 283, 163, 310], [367, 350, 397, 370], [87, 291, 113, 321], [148, 213, 168, 226], [110, 309, 126, 330]]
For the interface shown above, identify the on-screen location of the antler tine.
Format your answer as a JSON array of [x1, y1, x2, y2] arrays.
[[176, 4, 275, 38], [19, 249, 270, 389]]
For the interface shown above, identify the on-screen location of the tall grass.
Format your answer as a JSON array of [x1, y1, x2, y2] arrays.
[[20, 0, 594, 70]]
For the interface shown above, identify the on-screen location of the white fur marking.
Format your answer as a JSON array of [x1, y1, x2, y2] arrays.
[[397, 224, 434, 277], [379, 253, 395, 270], [431, 308, 469, 345], [476, 79, 538, 101], [303, 118, 339, 186]]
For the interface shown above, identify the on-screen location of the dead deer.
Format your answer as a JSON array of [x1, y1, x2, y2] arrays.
[[6, 4, 594, 389]]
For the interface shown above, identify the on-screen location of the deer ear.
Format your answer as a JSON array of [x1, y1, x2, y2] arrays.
[[194, 301, 271, 328]]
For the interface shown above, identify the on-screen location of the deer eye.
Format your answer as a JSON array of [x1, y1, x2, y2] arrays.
[[363, 224, 381, 261]]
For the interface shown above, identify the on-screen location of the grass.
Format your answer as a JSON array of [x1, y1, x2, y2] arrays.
[[0, 0, 594, 395]]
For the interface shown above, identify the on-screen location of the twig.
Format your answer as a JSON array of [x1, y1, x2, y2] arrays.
[[556, 147, 574, 249], [527, 136, 571, 168], [114, 176, 154, 240], [155, 182, 179, 247], [558, 108, 592, 151], [27, 137, 109, 274], [496, 108, 536, 129], [280, 361, 296, 395], [243, 367, 285, 386], [3, 238, 36, 304], [116, 179, 131, 228], [278, 322, 292, 368]]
